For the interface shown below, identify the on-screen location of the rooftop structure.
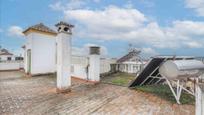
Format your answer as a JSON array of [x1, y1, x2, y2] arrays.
[[117, 48, 142, 63], [0, 48, 13, 55]]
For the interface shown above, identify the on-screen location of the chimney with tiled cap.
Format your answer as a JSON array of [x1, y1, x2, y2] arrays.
[[55, 21, 74, 93], [88, 46, 100, 83]]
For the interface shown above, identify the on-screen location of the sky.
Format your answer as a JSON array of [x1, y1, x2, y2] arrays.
[[0, 0, 204, 58]]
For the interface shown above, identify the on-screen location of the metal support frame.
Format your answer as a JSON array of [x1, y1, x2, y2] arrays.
[[165, 78, 183, 104], [140, 66, 160, 86], [161, 74, 195, 104], [138, 57, 199, 104], [142, 70, 195, 104]]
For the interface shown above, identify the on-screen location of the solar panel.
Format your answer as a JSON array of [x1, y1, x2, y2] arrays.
[[129, 56, 195, 88], [129, 58, 165, 87]]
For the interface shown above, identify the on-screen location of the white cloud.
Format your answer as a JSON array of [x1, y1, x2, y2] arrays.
[[50, 2, 204, 49], [185, 0, 204, 16], [49, 0, 86, 11], [8, 26, 24, 37], [72, 43, 108, 56], [142, 47, 158, 55], [184, 41, 203, 48], [66, 6, 147, 30], [49, 2, 65, 11], [65, 6, 148, 41]]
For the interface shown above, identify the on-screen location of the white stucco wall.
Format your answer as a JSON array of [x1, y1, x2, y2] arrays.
[[71, 56, 116, 80], [88, 55, 100, 81], [25, 33, 56, 75], [196, 84, 204, 115], [24, 33, 32, 73], [23, 32, 116, 77], [71, 64, 88, 79], [100, 58, 116, 73], [0, 55, 15, 61], [0, 61, 23, 70]]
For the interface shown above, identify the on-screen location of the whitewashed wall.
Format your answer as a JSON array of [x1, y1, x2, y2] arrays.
[[100, 58, 117, 73], [71, 56, 87, 79], [25, 33, 56, 75], [0, 55, 15, 61], [196, 84, 204, 115], [71, 64, 88, 79], [24, 33, 32, 73], [70, 56, 116, 80], [24, 32, 116, 77], [0, 61, 24, 70]]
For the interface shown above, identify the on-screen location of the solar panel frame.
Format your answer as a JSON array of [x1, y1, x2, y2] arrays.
[[128, 56, 196, 88]]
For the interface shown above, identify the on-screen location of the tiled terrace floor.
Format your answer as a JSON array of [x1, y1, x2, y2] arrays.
[[0, 71, 194, 115]]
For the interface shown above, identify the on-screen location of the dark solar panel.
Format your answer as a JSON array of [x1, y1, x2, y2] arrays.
[[128, 56, 195, 88], [129, 58, 165, 87]]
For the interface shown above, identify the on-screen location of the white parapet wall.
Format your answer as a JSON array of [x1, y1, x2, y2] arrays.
[[71, 55, 117, 80], [196, 84, 204, 115], [0, 61, 24, 71], [71, 64, 87, 80]]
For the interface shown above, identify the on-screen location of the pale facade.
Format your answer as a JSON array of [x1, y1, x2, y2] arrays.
[[116, 49, 146, 74], [23, 24, 57, 75], [70, 55, 117, 80], [0, 48, 24, 70], [23, 23, 115, 78]]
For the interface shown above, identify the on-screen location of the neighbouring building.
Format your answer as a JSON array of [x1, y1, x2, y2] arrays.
[[0, 48, 23, 70], [112, 49, 146, 74]]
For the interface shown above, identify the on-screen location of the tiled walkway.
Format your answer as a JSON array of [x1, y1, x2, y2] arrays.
[[0, 71, 195, 115]]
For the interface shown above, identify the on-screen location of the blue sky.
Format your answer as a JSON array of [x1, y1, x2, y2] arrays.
[[0, 0, 204, 58]]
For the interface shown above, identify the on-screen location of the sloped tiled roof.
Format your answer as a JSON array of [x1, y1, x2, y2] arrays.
[[23, 23, 57, 35], [0, 52, 13, 55], [0, 48, 13, 55], [117, 49, 141, 63]]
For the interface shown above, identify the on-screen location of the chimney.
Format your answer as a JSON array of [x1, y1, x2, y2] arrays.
[[55, 21, 74, 93], [88, 46, 100, 82]]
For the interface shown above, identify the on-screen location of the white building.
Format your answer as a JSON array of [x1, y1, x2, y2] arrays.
[[0, 48, 23, 70], [114, 49, 146, 74], [0, 49, 14, 61], [23, 23, 57, 75], [23, 23, 115, 79]]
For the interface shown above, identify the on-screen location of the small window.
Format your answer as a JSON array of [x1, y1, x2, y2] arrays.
[[15, 57, 19, 60], [15, 57, 24, 60], [7, 57, 11, 61]]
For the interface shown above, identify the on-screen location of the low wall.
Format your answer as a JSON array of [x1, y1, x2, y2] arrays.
[[71, 64, 88, 80], [0, 61, 24, 71], [196, 84, 204, 115], [71, 63, 113, 80]]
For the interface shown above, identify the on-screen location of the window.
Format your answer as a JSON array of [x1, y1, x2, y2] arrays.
[[7, 57, 11, 61], [15, 57, 19, 60], [15, 57, 23, 61]]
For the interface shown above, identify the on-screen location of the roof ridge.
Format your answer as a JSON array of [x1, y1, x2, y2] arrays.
[[23, 23, 57, 35]]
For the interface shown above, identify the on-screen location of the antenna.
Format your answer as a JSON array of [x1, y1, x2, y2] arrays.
[[128, 43, 133, 52]]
